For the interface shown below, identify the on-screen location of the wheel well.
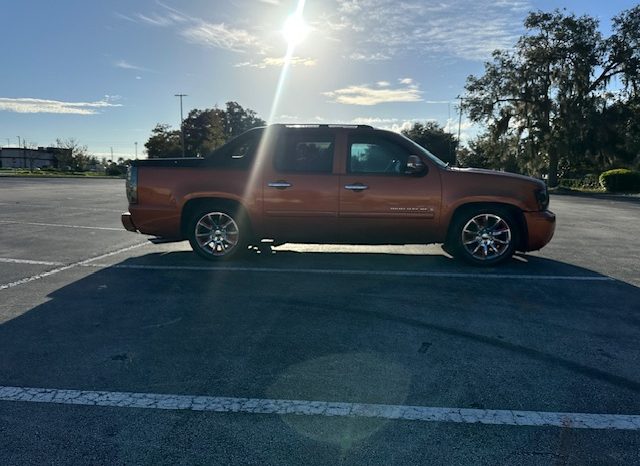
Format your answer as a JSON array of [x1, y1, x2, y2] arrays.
[[181, 198, 251, 238], [446, 202, 528, 251]]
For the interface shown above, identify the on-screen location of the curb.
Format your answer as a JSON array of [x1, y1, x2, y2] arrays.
[[550, 190, 640, 204]]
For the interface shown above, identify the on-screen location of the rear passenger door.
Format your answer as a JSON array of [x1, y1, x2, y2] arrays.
[[261, 129, 340, 242]]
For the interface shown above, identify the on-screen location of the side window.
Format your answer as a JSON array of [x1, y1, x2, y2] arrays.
[[205, 131, 259, 168], [349, 137, 410, 175], [275, 133, 335, 173]]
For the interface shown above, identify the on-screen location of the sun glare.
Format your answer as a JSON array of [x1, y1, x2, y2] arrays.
[[282, 12, 309, 46], [265, 0, 308, 126]]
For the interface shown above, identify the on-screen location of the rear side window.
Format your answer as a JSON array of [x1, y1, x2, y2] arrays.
[[349, 136, 410, 175], [205, 130, 260, 169], [275, 132, 335, 173]]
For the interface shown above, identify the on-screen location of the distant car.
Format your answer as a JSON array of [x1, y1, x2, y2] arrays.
[[121, 124, 555, 265]]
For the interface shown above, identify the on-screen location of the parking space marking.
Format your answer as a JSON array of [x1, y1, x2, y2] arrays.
[[0, 243, 147, 291], [1, 385, 639, 430], [83, 263, 614, 281], [0, 220, 123, 231], [0, 258, 64, 266], [0, 202, 123, 213]]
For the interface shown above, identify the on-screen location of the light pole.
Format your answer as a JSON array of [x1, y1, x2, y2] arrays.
[[174, 93, 187, 158], [135, 141, 138, 160], [457, 96, 464, 145], [17, 136, 21, 148]]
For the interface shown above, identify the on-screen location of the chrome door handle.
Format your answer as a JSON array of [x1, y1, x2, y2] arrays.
[[268, 181, 292, 189], [344, 183, 368, 191]]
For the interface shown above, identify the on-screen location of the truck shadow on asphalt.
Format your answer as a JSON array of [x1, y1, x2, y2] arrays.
[[124, 244, 615, 279], [1, 251, 639, 416]]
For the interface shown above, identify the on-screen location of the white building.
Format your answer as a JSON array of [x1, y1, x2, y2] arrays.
[[0, 147, 70, 169]]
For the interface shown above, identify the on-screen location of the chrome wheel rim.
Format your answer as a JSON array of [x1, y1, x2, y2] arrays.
[[194, 212, 239, 256], [461, 214, 512, 261]]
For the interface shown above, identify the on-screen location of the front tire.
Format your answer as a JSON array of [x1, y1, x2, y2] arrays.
[[187, 207, 249, 261], [448, 207, 519, 266]]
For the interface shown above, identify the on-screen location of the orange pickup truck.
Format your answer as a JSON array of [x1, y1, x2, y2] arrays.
[[121, 124, 555, 265]]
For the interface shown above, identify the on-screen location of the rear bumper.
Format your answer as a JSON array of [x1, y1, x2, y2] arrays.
[[523, 210, 555, 251], [121, 212, 138, 233]]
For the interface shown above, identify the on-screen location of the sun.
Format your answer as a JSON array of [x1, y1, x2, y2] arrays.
[[282, 11, 309, 46]]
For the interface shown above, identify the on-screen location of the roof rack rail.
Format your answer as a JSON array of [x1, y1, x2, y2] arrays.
[[270, 123, 374, 129]]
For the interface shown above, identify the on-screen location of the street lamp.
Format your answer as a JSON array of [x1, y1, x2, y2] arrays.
[[174, 94, 187, 158], [456, 96, 465, 145]]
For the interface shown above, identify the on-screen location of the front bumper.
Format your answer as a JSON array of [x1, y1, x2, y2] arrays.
[[523, 210, 555, 251], [121, 212, 138, 233]]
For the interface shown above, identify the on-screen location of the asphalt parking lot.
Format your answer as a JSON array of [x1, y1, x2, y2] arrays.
[[1, 177, 639, 465]]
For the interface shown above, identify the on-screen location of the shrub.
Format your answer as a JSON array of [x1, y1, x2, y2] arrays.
[[599, 169, 640, 193], [558, 174, 601, 190]]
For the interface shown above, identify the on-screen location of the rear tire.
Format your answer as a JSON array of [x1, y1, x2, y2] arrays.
[[187, 206, 250, 261], [448, 207, 519, 266]]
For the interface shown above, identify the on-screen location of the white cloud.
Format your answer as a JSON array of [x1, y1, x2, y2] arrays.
[[114, 60, 149, 72], [117, 3, 264, 54], [376, 81, 390, 87], [235, 56, 317, 68], [113, 12, 136, 23], [348, 116, 478, 141], [323, 0, 531, 61], [181, 23, 262, 53], [349, 117, 436, 132], [399, 78, 413, 85], [348, 52, 390, 62], [324, 80, 423, 106], [0, 97, 122, 115]]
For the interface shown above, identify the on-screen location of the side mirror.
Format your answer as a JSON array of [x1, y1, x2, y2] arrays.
[[405, 155, 427, 176]]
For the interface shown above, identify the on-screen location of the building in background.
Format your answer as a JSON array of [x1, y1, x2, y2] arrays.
[[0, 147, 71, 170]]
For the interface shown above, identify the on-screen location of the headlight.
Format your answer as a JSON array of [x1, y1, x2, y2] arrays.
[[535, 186, 549, 210], [126, 165, 138, 204]]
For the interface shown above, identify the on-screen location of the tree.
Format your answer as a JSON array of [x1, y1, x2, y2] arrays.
[[145, 102, 265, 158], [401, 121, 457, 165], [105, 157, 129, 176], [55, 138, 93, 171], [223, 101, 265, 140], [463, 6, 640, 185], [144, 124, 182, 158], [182, 108, 227, 157]]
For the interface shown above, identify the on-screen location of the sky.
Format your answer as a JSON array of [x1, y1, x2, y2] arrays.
[[0, 0, 636, 159]]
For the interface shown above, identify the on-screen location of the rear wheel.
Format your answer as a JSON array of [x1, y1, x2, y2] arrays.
[[448, 208, 519, 266], [187, 207, 249, 261]]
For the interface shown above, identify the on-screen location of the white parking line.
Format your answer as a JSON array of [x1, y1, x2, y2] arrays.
[[0, 220, 123, 231], [0, 243, 147, 291], [0, 258, 64, 266], [83, 263, 614, 281], [0, 202, 123, 213], [1, 385, 638, 430]]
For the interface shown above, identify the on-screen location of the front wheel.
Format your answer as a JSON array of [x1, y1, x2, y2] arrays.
[[448, 208, 519, 266], [187, 208, 248, 261]]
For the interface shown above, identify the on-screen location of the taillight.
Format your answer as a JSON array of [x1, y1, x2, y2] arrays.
[[126, 165, 138, 204]]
